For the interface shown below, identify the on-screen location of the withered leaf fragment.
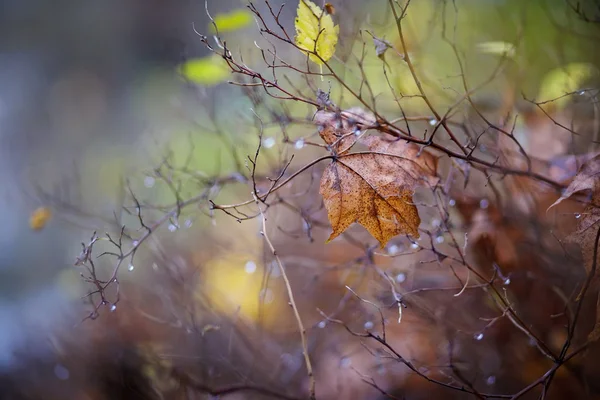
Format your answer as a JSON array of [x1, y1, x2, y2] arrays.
[[548, 154, 600, 211], [372, 35, 392, 59], [319, 134, 438, 247], [314, 107, 376, 154]]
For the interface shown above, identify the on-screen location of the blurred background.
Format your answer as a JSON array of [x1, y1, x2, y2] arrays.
[[1, 0, 600, 398]]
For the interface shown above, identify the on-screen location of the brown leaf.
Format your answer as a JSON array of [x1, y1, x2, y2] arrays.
[[549, 154, 600, 210], [588, 293, 600, 342], [319, 135, 438, 247], [566, 205, 600, 275], [553, 155, 600, 300], [314, 107, 376, 154]]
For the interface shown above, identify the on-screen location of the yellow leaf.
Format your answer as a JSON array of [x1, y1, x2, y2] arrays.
[[476, 41, 516, 58], [178, 55, 229, 86], [210, 9, 253, 33], [537, 63, 598, 109], [201, 253, 279, 323], [30, 207, 52, 231], [294, 0, 339, 65]]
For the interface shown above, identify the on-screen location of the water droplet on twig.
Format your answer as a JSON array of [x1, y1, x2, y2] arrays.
[[144, 176, 155, 188], [262, 137, 276, 148], [245, 260, 257, 274]]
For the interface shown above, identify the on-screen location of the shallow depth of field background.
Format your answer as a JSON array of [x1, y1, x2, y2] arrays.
[[1, 0, 600, 398]]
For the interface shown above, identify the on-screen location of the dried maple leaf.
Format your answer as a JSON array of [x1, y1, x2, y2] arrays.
[[319, 133, 438, 248]]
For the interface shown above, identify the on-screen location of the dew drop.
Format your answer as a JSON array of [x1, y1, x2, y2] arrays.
[[168, 224, 178, 232], [428, 119, 437, 126], [54, 364, 70, 380], [318, 321, 327, 328], [486, 375, 496, 385], [436, 235, 445, 244], [396, 272, 406, 283], [262, 137, 276, 148], [579, 90, 586, 95], [479, 199, 489, 209], [364, 321, 374, 330], [144, 176, 155, 188], [128, 264, 134, 272], [294, 138, 305, 149], [354, 129, 362, 136], [340, 357, 351, 368], [431, 219, 441, 227], [184, 219, 193, 228], [132, 240, 139, 247], [575, 213, 581, 219], [410, 243, 419, 250], [449, 199, 456, 207], [474, 332, 484, 341], [245, 260, 257, 274], [504, 278, 511, 285], [387, 244, 400, 255], [110, 304, 117, 312]]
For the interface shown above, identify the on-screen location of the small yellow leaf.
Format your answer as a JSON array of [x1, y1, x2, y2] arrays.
[[537, 63, 598, 109], [201, 253, 279, 323], [210, 9, 253, 33], [30, 207, 52, 231], [476, 41, 516, 58], [294, 0, 339, 65], [178, 55, 229, 86]]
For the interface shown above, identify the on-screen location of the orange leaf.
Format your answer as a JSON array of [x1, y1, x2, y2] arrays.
[[319, 132, 438, 248], [30, 207, 52, 231]]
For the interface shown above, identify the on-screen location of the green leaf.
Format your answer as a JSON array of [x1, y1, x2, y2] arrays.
[[178, 55, 229, 86], [211, 9, 253, 33]]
